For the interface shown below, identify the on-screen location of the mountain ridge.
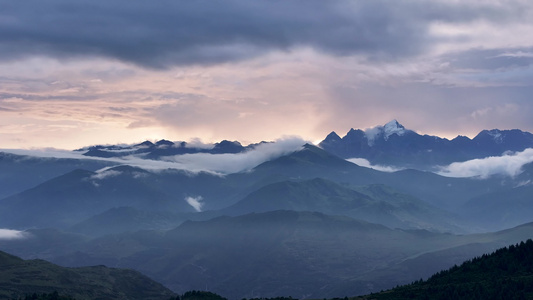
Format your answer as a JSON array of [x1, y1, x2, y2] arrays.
[[354, 239, 533, 299], [0, 249, 175, 300], [5, 211, 532, 299], [319, 120, 533, 169], [55, 120, 533, 173]]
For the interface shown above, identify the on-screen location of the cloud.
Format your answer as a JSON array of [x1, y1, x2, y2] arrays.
[[2, 1, 533, 150], [2, 0, 531, 68], [185, 196, 204, 212], [437, 148, 533, 178], [0, 228, 29, 240], [1, 137, 307, 174], [90, 169, 122, 180], [496, 51, 533, 58], [1, 148, 96, 159], [160, 137, 306, 173], [346, 158, 402, 173]]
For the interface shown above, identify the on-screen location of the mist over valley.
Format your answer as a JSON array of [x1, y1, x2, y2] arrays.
[[2, 121, 533, 299]]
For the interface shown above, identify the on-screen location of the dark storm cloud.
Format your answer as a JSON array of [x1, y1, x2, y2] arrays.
[[0, 0, 522, 68]]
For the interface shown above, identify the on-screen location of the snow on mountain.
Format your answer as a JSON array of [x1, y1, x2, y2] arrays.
[[364, 119, 407, 146], [383, 119, 406, 139], [319, 120, 533, 170], [483, 129, 504, 143]]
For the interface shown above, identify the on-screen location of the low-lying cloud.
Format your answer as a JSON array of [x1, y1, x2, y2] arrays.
[[1, 137, 307, 175], [438, 148, 533, 178], [185, 196, 204, 212], [160, 137, 306, 174], [90, 169, 122, 180], [0, 228, 29, 240], [346, 158, 402, 173]]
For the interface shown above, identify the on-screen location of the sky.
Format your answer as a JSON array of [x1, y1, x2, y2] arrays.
[[2, 0, 533, 149]]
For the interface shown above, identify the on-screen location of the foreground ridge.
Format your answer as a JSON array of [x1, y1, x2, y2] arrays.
[[354, 239, 533, 300], [171, 240, 533, 300], [0, 250, 175, 300]]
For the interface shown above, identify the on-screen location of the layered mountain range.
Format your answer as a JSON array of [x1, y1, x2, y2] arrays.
[[77, 139, 261, 159], [1, 121, 533, 299], [73, 119, 533, 171], [320, 120, 533, 169]]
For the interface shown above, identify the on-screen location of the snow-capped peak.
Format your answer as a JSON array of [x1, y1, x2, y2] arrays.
[[383, 119, 406, 140], [364, 119, 406, 146]]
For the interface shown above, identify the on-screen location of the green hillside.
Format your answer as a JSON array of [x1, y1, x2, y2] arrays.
[[355, 239, 533, 300], [0, 250, 175, 300]]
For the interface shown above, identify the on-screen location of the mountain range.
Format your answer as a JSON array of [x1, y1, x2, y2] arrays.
[[1, 120, 533, 299], [2, 211, 532, 299], [63, 119, 533, 172], [77, 139, 262, 159], [320, 120, 533, 169], [2, 144, 522, 233]]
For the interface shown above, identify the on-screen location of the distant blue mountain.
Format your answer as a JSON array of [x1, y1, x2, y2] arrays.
[[78, 139, 266, 159], [319, 120, 533, 169]]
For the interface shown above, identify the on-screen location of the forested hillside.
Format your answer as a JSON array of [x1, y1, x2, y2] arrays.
[[356, 239, 533, 299]]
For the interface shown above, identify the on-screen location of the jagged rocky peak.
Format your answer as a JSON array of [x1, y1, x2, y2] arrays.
[[343, 128, 366, 139], [135, 140, 155, 148], [215, 140, 242, 147], [383, 119, 406, 137], [318, 119, 533, 168], [324, 131, 342, 142], [155, 139, 175, 147], [212, 140, 245, 153]]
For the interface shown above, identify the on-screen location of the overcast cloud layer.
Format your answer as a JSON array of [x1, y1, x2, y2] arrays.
[[1, 1, 533, 148], [0, 0, 479, 67]]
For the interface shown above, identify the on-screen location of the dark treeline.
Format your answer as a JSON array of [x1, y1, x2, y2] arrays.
[[169, 291, 228, 300], [13, 291, 75, 300], [242, 298, 297, 300], [357, 239, 533, 300], [11, 239, 533, 300]]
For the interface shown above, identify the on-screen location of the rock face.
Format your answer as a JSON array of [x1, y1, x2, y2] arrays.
[[319, 120, 533, 169]]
